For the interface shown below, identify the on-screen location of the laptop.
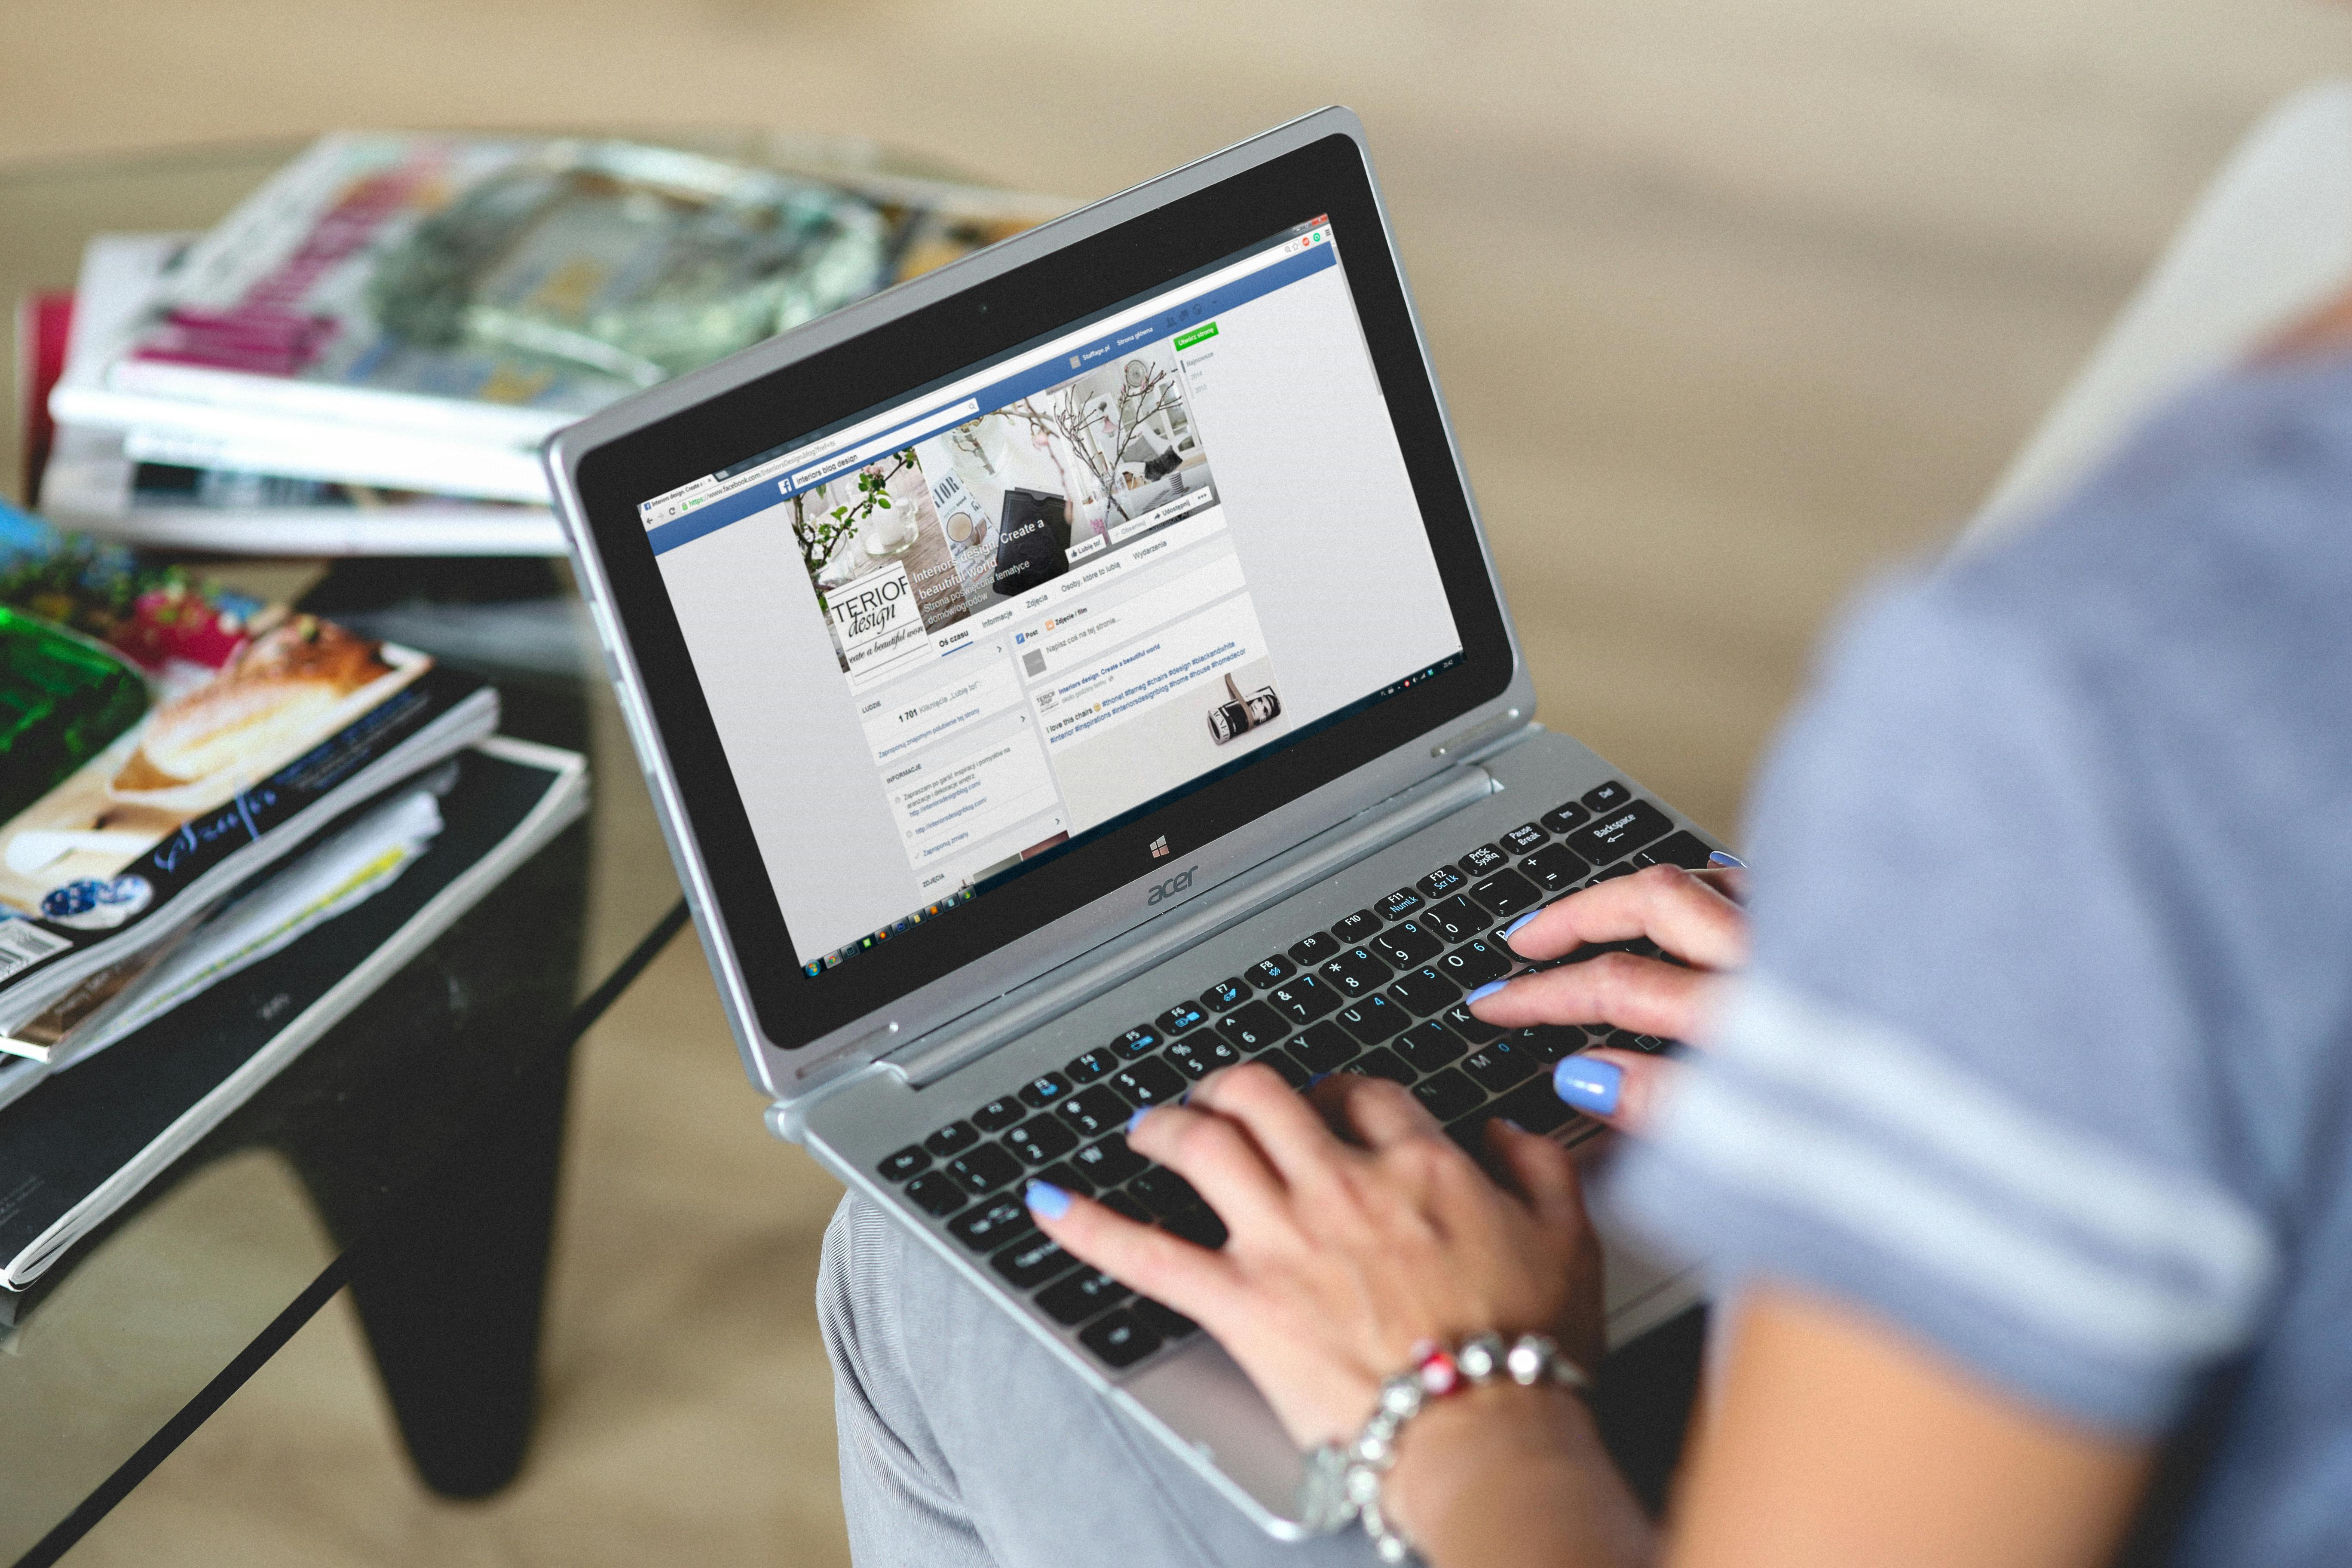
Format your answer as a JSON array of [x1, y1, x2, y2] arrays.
[[546, 106, 1709, 1536]]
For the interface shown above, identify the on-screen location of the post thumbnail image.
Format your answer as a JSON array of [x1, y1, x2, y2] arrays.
[[790, 338, 1219, 680]]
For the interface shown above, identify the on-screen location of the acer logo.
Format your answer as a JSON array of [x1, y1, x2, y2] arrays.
[[1146, 867, 1197, 906]]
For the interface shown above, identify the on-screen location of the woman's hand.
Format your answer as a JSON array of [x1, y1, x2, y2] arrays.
[[1027, 1063, 1602, 1452], [1470, 862, 1750, 1130]]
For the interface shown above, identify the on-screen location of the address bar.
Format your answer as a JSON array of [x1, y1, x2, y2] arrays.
[[789, 398, 980, 492]]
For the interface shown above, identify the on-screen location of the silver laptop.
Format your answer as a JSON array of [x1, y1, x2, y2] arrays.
[[547, 107, 1708, 1535]]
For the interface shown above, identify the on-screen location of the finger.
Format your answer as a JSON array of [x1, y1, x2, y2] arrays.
[[1313, 1069, 1443, 1148], [1122, 1099, 1291, 1219], [1181, 1061, 1354, 1191], [1471, 951, 1725, 1040], [1500, 864, 1749, 969], [1552, 1047, 1684, 1135], [1026, 1183, 1236, 1320], [1483, 1118, 1584, 1231]]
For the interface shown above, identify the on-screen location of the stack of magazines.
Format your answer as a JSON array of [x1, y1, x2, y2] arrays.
[[26, 132, 1062, 555], [0, 501, 587, 1290]]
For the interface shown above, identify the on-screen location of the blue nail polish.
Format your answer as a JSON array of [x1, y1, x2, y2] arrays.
[[1305, 1072, 1332, 1089], [1503, 909, 1542, 940], [1125, 1107, 1151, 1136], [1498, 1118, 1527, 1133], [1465, 978, 1510, 1004], [1025, 1180, 1072, 1220], [1708, 849, 1746, 869], [1554, 1056, 1623, 1115]]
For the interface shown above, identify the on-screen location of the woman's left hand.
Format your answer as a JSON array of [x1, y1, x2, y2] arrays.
[[1024, 1063, 1603, 1452]]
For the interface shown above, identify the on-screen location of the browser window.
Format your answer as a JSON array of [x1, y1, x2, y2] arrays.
[[643, 217, 1463, 972]]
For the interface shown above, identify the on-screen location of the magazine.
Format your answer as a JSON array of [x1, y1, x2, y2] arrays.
[[0, 502, 499, 1042]]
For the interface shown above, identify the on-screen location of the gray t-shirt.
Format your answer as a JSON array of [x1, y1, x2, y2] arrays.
[[1612, 354, 2352, 1565]]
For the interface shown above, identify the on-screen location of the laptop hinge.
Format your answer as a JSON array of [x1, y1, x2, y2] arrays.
[[884, 751, 1513, 1090]]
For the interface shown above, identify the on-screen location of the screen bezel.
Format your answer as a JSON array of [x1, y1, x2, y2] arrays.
[[566, 128, 1517, 1053]]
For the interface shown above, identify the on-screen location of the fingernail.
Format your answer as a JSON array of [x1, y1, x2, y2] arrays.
[[1708, 850, 1746, 869], [1554, 1056, 1622, 1115], [1503, 909, 1542, 940], [1125, 1107, 1151, 1136], [1465, 978, 1511, 1004], [1024, 1180, 1071, 1220], [1498, 1118, 1526, 1133], [1305, 1072, 1332, 1089]]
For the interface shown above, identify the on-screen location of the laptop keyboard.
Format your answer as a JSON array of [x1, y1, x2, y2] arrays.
[[868, 781, 1714, 1372]]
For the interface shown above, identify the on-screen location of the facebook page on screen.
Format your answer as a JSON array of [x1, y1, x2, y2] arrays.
[[640, 217, 1464, 974]]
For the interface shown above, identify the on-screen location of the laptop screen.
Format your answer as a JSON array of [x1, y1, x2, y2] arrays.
[[634, 215, 1465, 975]]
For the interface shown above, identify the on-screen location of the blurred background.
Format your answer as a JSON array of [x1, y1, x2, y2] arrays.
[[6, 0, 2349, 1563]]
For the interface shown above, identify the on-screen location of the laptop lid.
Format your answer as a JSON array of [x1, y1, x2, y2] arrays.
[[547, 108, 1534, 1104]]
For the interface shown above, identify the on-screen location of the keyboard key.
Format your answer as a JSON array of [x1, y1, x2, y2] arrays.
[[1290, 1019, 1361, 1073], [1201, 976, 1251, 1011], [876, 1145, 929, 1181], [1059, 1084, 1133, 1138], [1377, 887, 1425, 921], [1389, 965, 1460, 1014], [1345, 1046, 1417, 1084], [993, 1231, 1084, 1289], [1509, 1024, 1588, 1063], [923, 1121, 979, 1158], [1288, 931, 1342, 965], [946, 1143, 1024, 1197], [1459, 842, 1509, 878], [903, 1171, 966, 1217], [1265, 974, 1342, 1025], [1633, 830, 1714, 871], [1066, 1047, 1118, 1083], [1331, 909, 1381, 944], [1100, 1191, 1153, 1223], [1017, 1072, 1073, 1109], [1468, 869, 1540, 920], [1500, 822, 1549, 855], [1246, 955, 1297, 987], [1079, 1309, 1161, 1368], [1371, 919, 1442, 968], [1112, 1026, 1163, 1058], [1566, 800, 1674, 862], [1037, 1268, 1130, 1325], [1156, 1000, 1208, 1036], [1412, 1067, 1484, 1121], [1162, 1204, 1229, 1250], [1397, 1020, 1468, 1073], [1423, 894, 1483, 943], [1490, 1074, 1580, 1134], [1417, 864, 1468, 899], [1071, 1133, 1149, 1186], [1130, 1297, 1203, 1339], [1005, 1116, 1080, 1165], [1441, 1000, 1507, 1044], [947, 1193, 1034, 1251], [972, 1097, 1025, 1132], [1435, 938, 1513, 988], [1334, 993, 1408, 1045], [1215, 1000, 1289, 1052], [1262, 1051, 1311, 1089], [1539, 800, 1592, 835], [1128, 1167, 1200, 1218], [1320, 945, 1393, 996], [1462, 1039, 1543, 1093], [1519, 842, 1589, 893], [1113, 1057, 1187, 1106], [1032, 1160, 1093, 1197], [1167, 1034, 1242, 1078], [1581, 780, 1632, 812], [1587, 863, 1636, 885]]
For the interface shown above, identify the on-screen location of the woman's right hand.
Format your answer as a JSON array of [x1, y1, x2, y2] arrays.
[[1468, 862, 1750, 1131]]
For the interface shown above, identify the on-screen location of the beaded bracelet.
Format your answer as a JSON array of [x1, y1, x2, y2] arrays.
[[1295, 1332, 1590, 1563]]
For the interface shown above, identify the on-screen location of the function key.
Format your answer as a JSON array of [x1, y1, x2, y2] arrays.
[[1037, 1267, 1130, 1326], [1246, 955, 1297, 988], [923, 1121, 980, 1158], [946, 1143, 1024, 1196], [1018, 1072, 1073, 1109], [1066, 1047, 1118, 1083], [1459, 843, 1509, 878], [1112, 1025, 1163, 1058], [1079, 1308, 1162, 1369], [876, 1145, 930, 1181], [1200, 976, 1252, 1011], [1005, 1117, 1078, 1165], [1632, 830, 1714, 870], [1519, 842, 1588, 893], [1538, 801, 1592, 836], [1288, 931, 1342, 965], [1376, 887, 1425, 922], [972, 1097, 1026, 1132], [1331, 909, 1382, 944], [904, 1171, 966, 1218], [1417, 864, 1468, 899], [1155, 1000, 1208, 1035], [1581, 779, 1632, 812], [1499, 822, 1549, 855], [1468, 869, 1540, 920], [1566, 799, 1674, 862]]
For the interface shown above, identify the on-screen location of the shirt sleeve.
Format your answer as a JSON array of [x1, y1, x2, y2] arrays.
[[1606, 564, 2280, 1436]]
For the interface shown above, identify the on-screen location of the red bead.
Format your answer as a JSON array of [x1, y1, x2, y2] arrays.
[[1417, 1348, 1460, 1396]]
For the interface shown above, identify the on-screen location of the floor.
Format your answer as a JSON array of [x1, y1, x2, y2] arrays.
[[6, 0, 2350, 1562]]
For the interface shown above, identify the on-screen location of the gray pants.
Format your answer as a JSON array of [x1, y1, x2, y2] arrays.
[[818, 1193, 1382, 1568]]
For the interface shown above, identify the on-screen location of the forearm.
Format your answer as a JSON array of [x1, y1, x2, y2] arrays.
[[1386, 1384, 1657, 1568]]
